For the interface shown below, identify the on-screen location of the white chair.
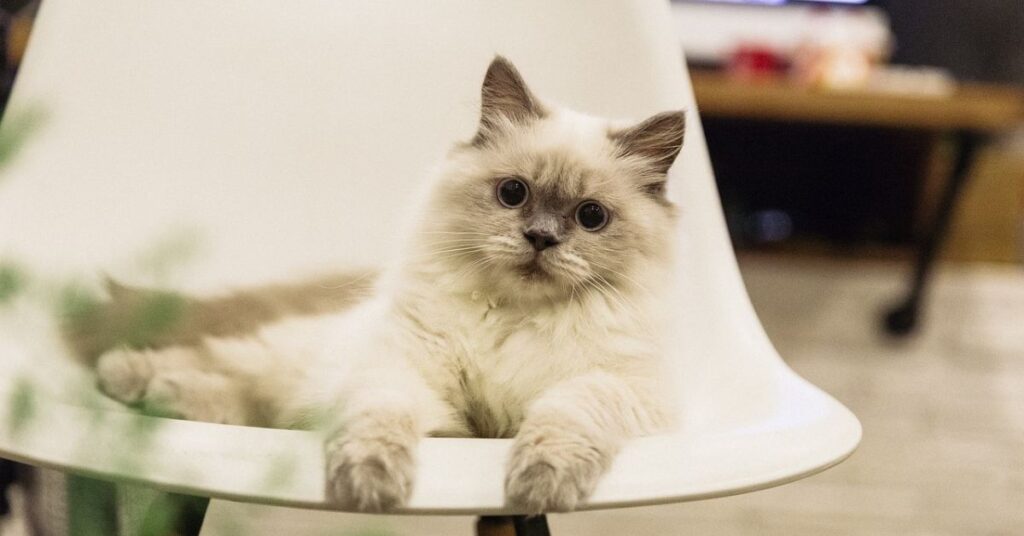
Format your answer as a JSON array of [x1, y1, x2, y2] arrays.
[[0, 0, 860, 534]]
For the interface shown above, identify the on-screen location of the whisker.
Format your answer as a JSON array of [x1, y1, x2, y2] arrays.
[[450, 255, 494, 287], [420, 230, 491, 235], [397, 245, 489, 266], [588, 259, 651, 295], [591, 274, 650, 332], [316, 270, 377, 290]]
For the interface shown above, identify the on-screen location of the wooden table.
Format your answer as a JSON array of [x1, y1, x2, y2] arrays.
[[691, 71, 1024, 336], [692, 72, 1024, 131]]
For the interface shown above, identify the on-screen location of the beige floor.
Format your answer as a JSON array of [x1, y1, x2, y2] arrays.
[[5, 256, 1024, 535]]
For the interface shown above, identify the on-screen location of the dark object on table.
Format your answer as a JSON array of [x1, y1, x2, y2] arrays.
[[0, 0, 32, 14]]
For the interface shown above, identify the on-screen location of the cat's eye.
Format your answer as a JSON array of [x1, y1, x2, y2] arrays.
[[496, 177, 529, 208], [576, 201, 609, 231]]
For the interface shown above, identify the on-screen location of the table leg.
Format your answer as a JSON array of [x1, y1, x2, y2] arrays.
[[477, 515, 551, 536], [883, 131, 984, 336]]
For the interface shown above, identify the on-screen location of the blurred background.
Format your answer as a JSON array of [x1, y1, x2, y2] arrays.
[[669, 1, 1024, 534], [0, 0, 1022, 534]]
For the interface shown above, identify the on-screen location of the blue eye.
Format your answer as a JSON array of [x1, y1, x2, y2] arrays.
[[496, 177, 529, 208], [576, 201, 609, 231]]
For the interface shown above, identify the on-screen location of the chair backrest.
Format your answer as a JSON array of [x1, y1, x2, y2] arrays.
[[1, 0, 783, 433]]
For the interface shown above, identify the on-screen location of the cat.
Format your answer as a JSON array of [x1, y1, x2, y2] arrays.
[[86, 56, 686, 514]]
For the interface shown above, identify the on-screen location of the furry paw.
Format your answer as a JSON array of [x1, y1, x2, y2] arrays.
[[96, 348, 153, 405], [96, 349, 247, 423], [505, 459, 587, 514], [505, 429, 607, 514], [325, 433, 416, 512]]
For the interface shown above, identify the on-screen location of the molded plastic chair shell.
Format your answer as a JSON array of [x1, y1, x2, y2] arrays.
[[0, 0, 860, 515]]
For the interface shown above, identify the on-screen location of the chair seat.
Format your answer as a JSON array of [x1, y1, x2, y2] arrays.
[[0, 323, 857, 513]]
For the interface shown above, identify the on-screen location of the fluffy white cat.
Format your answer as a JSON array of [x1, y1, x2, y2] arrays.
[[90, 56, 686, 514]]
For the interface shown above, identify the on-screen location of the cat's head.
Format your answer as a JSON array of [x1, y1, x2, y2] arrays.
[[419, 56, 685, 304]]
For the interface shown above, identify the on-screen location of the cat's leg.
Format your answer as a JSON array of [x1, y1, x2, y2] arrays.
[[504, 370, 669, 514], [323, 365, 458, 512], [95, 344, 253, 425]]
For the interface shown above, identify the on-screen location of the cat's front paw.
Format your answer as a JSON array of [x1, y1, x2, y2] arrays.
[[504, 428, 608, 514], [96, 348, 153, 405], [324, 433, 416, 512]]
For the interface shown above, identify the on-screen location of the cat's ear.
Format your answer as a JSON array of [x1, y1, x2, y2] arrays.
[[474, 56, 545, 143], [610, 110, 686, 183]]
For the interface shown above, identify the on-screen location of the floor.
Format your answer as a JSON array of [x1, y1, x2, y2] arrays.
[[717, 256, 1024, 536], [4, 256, 1023, 535], [586, 255, 1024, 536]]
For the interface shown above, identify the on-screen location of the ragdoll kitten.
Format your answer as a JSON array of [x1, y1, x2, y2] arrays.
[[90, 56, 685, 514]]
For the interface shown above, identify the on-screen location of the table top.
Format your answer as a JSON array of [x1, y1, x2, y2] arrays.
[[691, 71, 1024, 131]]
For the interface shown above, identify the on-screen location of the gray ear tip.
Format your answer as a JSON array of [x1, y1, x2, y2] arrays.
[[665, 109, 687, 125], [659, 110, 687, 137], [486, 55, 518, 76]]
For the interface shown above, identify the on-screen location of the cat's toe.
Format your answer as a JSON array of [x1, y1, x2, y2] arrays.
[[505, 429, 609, 515], [139, 376, 190, 419], [96, 348, 153, 405], [325, 436, 415, 512], [505, 459, 587, 514]]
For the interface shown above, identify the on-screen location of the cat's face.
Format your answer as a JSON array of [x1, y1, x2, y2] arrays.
[[421, 57, 684, 303]]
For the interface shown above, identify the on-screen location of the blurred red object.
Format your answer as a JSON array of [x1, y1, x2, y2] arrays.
[[728, 45, 786, 80]]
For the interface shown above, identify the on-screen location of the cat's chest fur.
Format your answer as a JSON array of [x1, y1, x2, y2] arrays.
[[397, 289, 650, 438]]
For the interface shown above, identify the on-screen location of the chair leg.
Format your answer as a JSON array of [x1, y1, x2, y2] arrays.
[[476, 515, 551, 536], [513, 515, 551, 536], [476, 516, 516, 536], [882, 130, 983, 336], [0, 458, 17, 518]]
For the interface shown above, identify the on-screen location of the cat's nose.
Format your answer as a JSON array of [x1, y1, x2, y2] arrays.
[[523, 230, 560, 251]]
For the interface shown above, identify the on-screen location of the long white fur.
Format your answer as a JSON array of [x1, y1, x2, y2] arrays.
[[96, 59, 684, 514]]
